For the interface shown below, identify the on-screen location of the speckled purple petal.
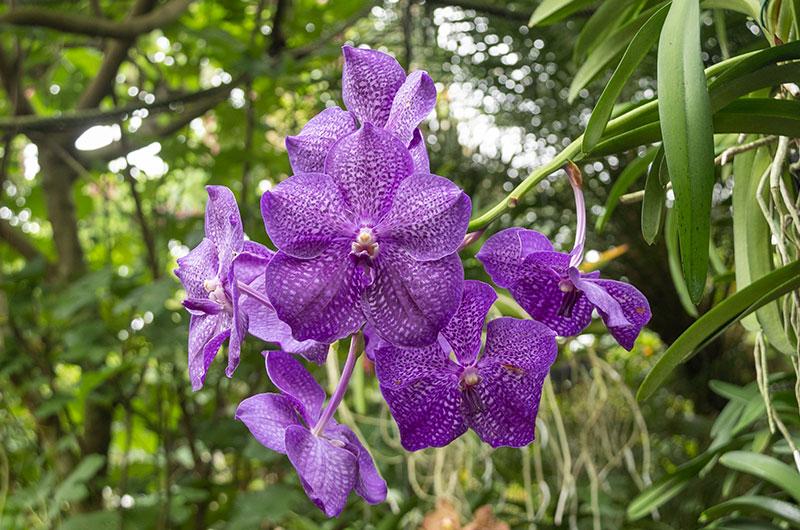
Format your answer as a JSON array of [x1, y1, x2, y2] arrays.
[[441, 280, 497, 366], [175, 238, 219, 299], [232, 250, 328, 364], [261, 173, 354, 259], [235, 393, 300, 454], [265, 243, 365, 344], [362, 324, 385, 361], [183, 298, 221, 316], [266, 350, 326, 424], [188, 312, 231, 391], [229, 250, 268, 377], [575, 276, 651, 350], [286, 107, 358, 174], [205, 186, 243, 279], [285, 424, 358, 518], [376, 173, 471, 261], [509, 251, 593, 336], [342, 45, 406, 127], [242, 240, 275, 258], [409, 128, 430, 173], [476, 228, 555, 288], [324, 123, 414, 223], [374, 343, 467, 451], [327, 424, 387, 504], [466, 318, 557, 448], [385, 70, 436, 144], [363, 247, 463, 348]]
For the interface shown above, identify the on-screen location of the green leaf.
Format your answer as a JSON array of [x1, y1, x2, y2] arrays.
[[529, 0, 596, 27], [714, 99, 800, 137], [711, 62, 800, 111], [708, 40, 800, 90], [574, 0, 643, 61], [732, 142, 794, 353], [641, 147, 667, 244], [709, 380, 752, 403], [568, 4, 665, 102], [582, 3, 669, 152], [701, 0, 761, 18], [719, 452, 800, 503], [627, 437, 744, 520], [665, 210, 700, 318], [54, 454, 106, 506], [595, 148, 658, 233], [657, 0, 716, 304], [637, 259, 800, 401], [61, 511, 121, 530]]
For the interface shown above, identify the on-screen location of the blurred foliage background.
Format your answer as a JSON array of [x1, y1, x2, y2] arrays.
[[0, 0, 798, 528]]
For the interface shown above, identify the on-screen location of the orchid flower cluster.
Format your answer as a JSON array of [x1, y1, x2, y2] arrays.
[[174, 46, 652, 517]]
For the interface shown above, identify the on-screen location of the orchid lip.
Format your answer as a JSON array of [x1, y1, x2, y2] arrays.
[[350, 226, 380, 259], [459, 367, 484, 414], [203, 276, 232, 311]]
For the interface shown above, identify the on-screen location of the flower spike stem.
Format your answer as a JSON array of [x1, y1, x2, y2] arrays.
[[312, 333, 360, 437], [236, 280, 274, 310], [566, 161, 586, 269]]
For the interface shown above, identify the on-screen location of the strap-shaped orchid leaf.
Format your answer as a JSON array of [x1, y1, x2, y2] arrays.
[[637, 259, 800, 401]]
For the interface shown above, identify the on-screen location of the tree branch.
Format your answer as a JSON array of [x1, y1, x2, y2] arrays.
[[0, 43, 35, 116], [76, 0, 159, 110], [0, 0, 194, 40], [268, 0, 290, 56], [288, 2, 375, 61], [0, 79, 241, 133], [0, 217, 47, 262]]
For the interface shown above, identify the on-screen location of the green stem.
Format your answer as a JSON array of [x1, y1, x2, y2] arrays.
[[467, 49, 761, 232]]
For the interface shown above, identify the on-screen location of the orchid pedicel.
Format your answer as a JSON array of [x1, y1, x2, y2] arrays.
[[175, 46, 652, 516]]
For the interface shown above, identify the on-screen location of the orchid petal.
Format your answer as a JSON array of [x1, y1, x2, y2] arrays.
[[476, 228, 554, 288], [286, 107, 359, 174], [182, 298, 221, 316], [285, 424, 358, 518], [363, 247, 463, 347], [327, 425, 387, 505], [441, 280, 497, 366], [229, 250, 269, 377], [342, 45, 406, 127], [265, 350, 326, 424], [509, 251, 593, 337], [232, 250, 328, 364], [575, 277, 651, 350], [265, 243, 365, 344], [385, 70, 437, 144], [235, 393, 300, 454], [467, 318, 557, 448], [377, 173, 471, 261], [205, 186, 243, 278], [374, 343, 467, 451], [188, 313, 230, 391], [324, 123, 414, 223], [261, 173, 354, 259], [409, 128, 430, 173], [175, 238, 219, 299]]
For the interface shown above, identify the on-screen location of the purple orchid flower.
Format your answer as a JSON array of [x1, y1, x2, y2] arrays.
[[285, 45, 434, 175], [476, 164, 651, 350], [262, 123, 471, 347], [373, 280, 557, 450], [236, 350, 386, 517], [175, 186, 326, 390]]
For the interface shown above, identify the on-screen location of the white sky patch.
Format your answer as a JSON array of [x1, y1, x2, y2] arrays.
[[127, 142, 168, 178], [23, 143, 40, 180], [75, 124, 122, 151]]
